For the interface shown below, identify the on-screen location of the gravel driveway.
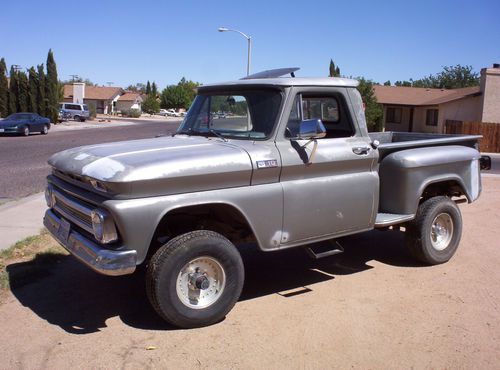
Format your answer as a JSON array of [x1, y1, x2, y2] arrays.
[[0, 177, 498, 369]]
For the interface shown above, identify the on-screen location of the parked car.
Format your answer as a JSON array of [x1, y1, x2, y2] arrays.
[[158, 109, 169, 116], [43, 68, 491, 328], [0, 113, 50, 136], [58, 102, 90, 122], [166, 109, 181, 117]]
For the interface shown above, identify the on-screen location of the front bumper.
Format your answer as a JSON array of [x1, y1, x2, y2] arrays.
[[44, 209, 137, 276], [0, 126, 22, 134]]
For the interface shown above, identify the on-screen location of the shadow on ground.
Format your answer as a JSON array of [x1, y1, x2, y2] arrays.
[[7, 229, 421, 333]]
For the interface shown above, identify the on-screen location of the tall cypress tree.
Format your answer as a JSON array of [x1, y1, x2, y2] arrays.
[[0, 58, 8, 117], [17, 71, 29, 112], [28, 67, 39, 113], [37, 64, 47, 117], [46, 49, 59, 122], [329, 59, 341, 77], [146, 81, 151, 95], [8, 66, 18, 114], [152, 82, 158, 97]]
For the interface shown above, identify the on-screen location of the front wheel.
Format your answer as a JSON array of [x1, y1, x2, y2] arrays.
[[22, 126, 30, 136], [406, 196, 463, 265], [146, 230, 244, 328]]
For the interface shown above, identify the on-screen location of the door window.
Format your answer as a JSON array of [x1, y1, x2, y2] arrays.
[[285, 94, 354, 138]]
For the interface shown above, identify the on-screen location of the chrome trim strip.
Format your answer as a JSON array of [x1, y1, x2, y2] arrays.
[[374, 213, 415, 227], [44, 209, 137, 276]]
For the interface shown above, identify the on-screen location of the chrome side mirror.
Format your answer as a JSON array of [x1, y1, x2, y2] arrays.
[[297, 119, 326, 140]]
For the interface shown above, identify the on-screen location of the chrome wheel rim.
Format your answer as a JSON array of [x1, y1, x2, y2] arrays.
[[43, 126, 48, 134], [24, 128, 29, 135], [176, 256, 226, 309], [430, 213, 454, 251]]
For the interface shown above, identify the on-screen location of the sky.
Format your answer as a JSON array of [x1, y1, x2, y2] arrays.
[[1, 0, 499, 89]]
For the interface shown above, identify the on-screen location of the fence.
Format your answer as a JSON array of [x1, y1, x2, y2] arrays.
[[445, 120, 500, 153]]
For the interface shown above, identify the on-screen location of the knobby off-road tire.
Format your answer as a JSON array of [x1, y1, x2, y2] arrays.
[[406, 196, 463, 265], [146, 230, 244, 328]]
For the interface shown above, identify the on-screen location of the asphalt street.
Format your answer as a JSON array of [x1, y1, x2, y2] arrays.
[[0, 119, 180, 201]]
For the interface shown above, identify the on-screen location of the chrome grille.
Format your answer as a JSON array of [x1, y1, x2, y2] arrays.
[[52, 188, 94, 235]]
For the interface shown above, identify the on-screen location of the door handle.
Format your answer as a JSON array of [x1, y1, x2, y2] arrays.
[[352, 146, 371, 155]]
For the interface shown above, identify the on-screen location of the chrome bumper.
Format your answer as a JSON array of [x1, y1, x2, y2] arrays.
[[44, 209, 137, 276]]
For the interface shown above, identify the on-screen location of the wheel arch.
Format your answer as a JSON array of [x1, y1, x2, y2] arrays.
[[147, 201, 260, 261]]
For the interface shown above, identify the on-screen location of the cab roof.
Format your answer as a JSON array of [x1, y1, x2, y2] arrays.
[[199, 67, 359, 90], [200, 77, 359, 90]]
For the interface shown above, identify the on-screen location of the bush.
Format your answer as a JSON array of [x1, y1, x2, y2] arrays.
[[121, 109, 141, 118], [87, 102, 97, 120]]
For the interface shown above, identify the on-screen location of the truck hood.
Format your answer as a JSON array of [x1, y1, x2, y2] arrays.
[[48, 135, 253, 197]]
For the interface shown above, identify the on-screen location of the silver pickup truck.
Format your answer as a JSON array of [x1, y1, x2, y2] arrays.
[[43, 69, 491, 328]]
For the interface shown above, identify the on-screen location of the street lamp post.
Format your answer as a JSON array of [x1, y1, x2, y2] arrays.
[[218, 27, 252, 76]]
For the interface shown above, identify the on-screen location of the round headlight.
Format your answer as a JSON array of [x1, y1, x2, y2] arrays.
[[90, 210, 104, 241], [90, 208, 118, 244], [45, 185, 56, 208]]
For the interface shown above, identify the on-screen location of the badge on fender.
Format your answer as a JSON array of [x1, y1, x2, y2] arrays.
[[256, 159, 278, 169]]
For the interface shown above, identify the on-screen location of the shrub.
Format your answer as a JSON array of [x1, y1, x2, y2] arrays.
[[121, 109, 141, 118]]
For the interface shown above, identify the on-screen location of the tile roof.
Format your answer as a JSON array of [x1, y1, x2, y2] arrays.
[[63, 85, 123, 101], [373, 85, 480, 106], [118, 92, 143, 102]]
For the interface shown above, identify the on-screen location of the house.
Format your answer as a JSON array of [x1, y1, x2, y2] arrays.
[[116, 92, 143, 112], [63, 83, 124, 114], [374, 64, 500, 133]]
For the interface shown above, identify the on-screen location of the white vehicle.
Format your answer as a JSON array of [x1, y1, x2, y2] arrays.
[[158, 109, 169, 116], [166, 109, 181, 117], [59, 103, 89, 122]]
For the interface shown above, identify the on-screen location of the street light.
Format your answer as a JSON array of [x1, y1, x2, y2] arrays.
[[218, 27, 252, 76]]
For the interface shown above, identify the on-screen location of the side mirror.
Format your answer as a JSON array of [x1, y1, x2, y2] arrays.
[[297, 119, 326, 140]]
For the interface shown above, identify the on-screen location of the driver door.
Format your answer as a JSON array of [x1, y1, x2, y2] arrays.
[[276, 90, 378, 245]]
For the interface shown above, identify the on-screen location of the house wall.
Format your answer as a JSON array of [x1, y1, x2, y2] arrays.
[[84, 99, 108, 114], [116, 100, 141, 112], [383, 106, 412, 132], [438, 96, 482, 131]]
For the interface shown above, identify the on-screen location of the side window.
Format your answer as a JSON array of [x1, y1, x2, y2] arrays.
[[285, 94, 354, 139], [303, 97, 339, 122]]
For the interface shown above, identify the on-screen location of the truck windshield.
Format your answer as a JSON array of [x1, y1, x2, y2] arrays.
[[177, 90, 282, 140]]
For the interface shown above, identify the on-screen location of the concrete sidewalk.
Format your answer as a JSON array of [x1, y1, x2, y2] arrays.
[[0, 193, 46, 251]]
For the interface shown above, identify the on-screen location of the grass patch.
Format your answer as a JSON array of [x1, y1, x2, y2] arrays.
[[0, 230, 68, 301]]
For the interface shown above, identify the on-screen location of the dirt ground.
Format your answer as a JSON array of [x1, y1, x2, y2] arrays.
[[0, 177, 499, 369]]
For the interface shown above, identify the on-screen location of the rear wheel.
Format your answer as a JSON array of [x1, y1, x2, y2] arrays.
[[406, 196, 462, 265], [41, 125, 49, 135], [146, 230, 244, 328], [73, 115, 80, 121]]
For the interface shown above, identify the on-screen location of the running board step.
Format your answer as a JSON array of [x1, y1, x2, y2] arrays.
[[375, 213, 414, 228], [306, 241, 344, 259]]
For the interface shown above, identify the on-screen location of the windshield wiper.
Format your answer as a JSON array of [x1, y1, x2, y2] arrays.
[[175, 128, 228, 142], [208, 129, 228, 142]]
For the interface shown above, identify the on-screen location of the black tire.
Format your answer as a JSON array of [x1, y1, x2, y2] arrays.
[[22, 126, 30, 136], [146, 230, 244, 328], [41, 125, 49, 135], [73, 115, 80, 122], [406, 196, 462, 265], [80, 117, 86, 122]]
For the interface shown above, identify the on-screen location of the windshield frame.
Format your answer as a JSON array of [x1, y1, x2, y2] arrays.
[[177, 87, 284, 141]]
